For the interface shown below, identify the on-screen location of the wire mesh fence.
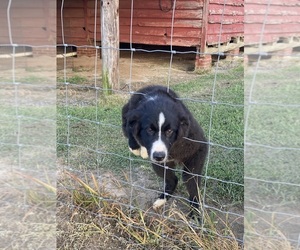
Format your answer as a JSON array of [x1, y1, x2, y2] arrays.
[[244, 1, 300, 249], [56, 50, 244, 248], [56, 0, 244, 249], [0, 1, 56, 249], [1, 0, 299, 249]]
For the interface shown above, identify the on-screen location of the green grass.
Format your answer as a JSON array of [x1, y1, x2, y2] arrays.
[[57, 65, 244, 206], [57, 75, 89, 84], [245, 63, 300, 205], [244, 60, 300, 249], [246, 64, 300, 105], [0, 106, 56, 148]]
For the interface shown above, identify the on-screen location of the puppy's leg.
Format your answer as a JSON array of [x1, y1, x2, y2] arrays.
[[129, 147, 141, 156], [140, 146, 149, 159], [128, 135, 141, 156], [182, 170, 201, 211], [182, 151, 206, 217], [152, 161, 177, 210]]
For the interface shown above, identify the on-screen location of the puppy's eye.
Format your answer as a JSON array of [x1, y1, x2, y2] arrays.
[[165, 129, 173, 137], [147, 127, 155, 135]]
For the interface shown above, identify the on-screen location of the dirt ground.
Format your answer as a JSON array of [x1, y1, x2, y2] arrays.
[[57, 50, 242, 90]]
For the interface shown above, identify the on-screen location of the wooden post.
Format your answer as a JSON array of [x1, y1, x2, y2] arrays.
[[101, 0, 119, 95], [195, 0, 211, 72], [199, 0, 209, 57]]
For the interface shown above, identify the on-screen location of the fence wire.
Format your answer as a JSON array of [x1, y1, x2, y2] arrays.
[[244, 0, 300, 248], [56, 0, 244, 249], [0, 1, 57, 249], [1, 0, 299, 249]]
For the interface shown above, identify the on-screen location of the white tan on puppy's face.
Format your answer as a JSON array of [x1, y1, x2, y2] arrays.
[[150, 112, 167, 162], [139, 111, 177, 163]]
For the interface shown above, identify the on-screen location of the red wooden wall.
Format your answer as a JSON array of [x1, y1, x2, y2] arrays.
[[245, 0, 300, 44], [57, 0, 244, 50], [207, 0, 244, 45], [3, 0, 299, 52], [57, 0, 86, 45], [57, 0, 205, 47], [0, 0, 56, 45], [118, 0, 204, 47]]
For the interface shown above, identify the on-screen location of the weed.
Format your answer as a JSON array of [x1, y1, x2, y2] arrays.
[[244, 210, 297, 250], [57, 75, 89, 84], [57, 170, 242, 249]]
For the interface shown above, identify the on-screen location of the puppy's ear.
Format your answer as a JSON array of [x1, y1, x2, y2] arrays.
[[178, 115, 190, 138], [126, 110, 141, 134]]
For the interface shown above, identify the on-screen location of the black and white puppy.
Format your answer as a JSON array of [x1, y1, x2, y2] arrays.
[[122, 85, 208, 215]]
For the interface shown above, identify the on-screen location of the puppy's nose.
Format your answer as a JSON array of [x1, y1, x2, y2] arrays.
[[152, 151, 166, 162]]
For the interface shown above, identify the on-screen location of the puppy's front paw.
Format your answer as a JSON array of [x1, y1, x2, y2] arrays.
[[129, 147, 141, 156], [140, 146, 149, 159], [152, 198, 167, 210]]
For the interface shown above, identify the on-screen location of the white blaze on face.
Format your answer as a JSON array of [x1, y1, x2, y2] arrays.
[[150, 112, 168, 162]]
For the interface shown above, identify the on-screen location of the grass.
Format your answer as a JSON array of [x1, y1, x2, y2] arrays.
[[0, 169, 56, 249], [0, 71, 55, 84], [57, 64, 244, 248], [245, 62, 300, 203], [244, 210, 297, 250], [0, 102, 56, 248], [57, 75, 89, 84], [244, 58, 300, 248], [57, 170, 241, 249]]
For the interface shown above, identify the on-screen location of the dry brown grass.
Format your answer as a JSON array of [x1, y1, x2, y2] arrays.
[[244, 210, 298, 250], [57, 170, 242, 250], [0, 169, 56, 249]]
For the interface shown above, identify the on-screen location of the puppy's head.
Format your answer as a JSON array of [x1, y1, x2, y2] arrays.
[[127, 106, 190, 163]]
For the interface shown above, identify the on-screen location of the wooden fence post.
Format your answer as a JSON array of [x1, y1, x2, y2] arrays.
[[101, 0, 119, 95]]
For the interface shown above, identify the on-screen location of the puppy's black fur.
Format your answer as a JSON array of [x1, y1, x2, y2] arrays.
[[122, 85, 207, 215]]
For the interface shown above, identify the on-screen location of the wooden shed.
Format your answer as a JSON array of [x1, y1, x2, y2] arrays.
[[245, 0, 300, 55], [57, 0, 244, 69]]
